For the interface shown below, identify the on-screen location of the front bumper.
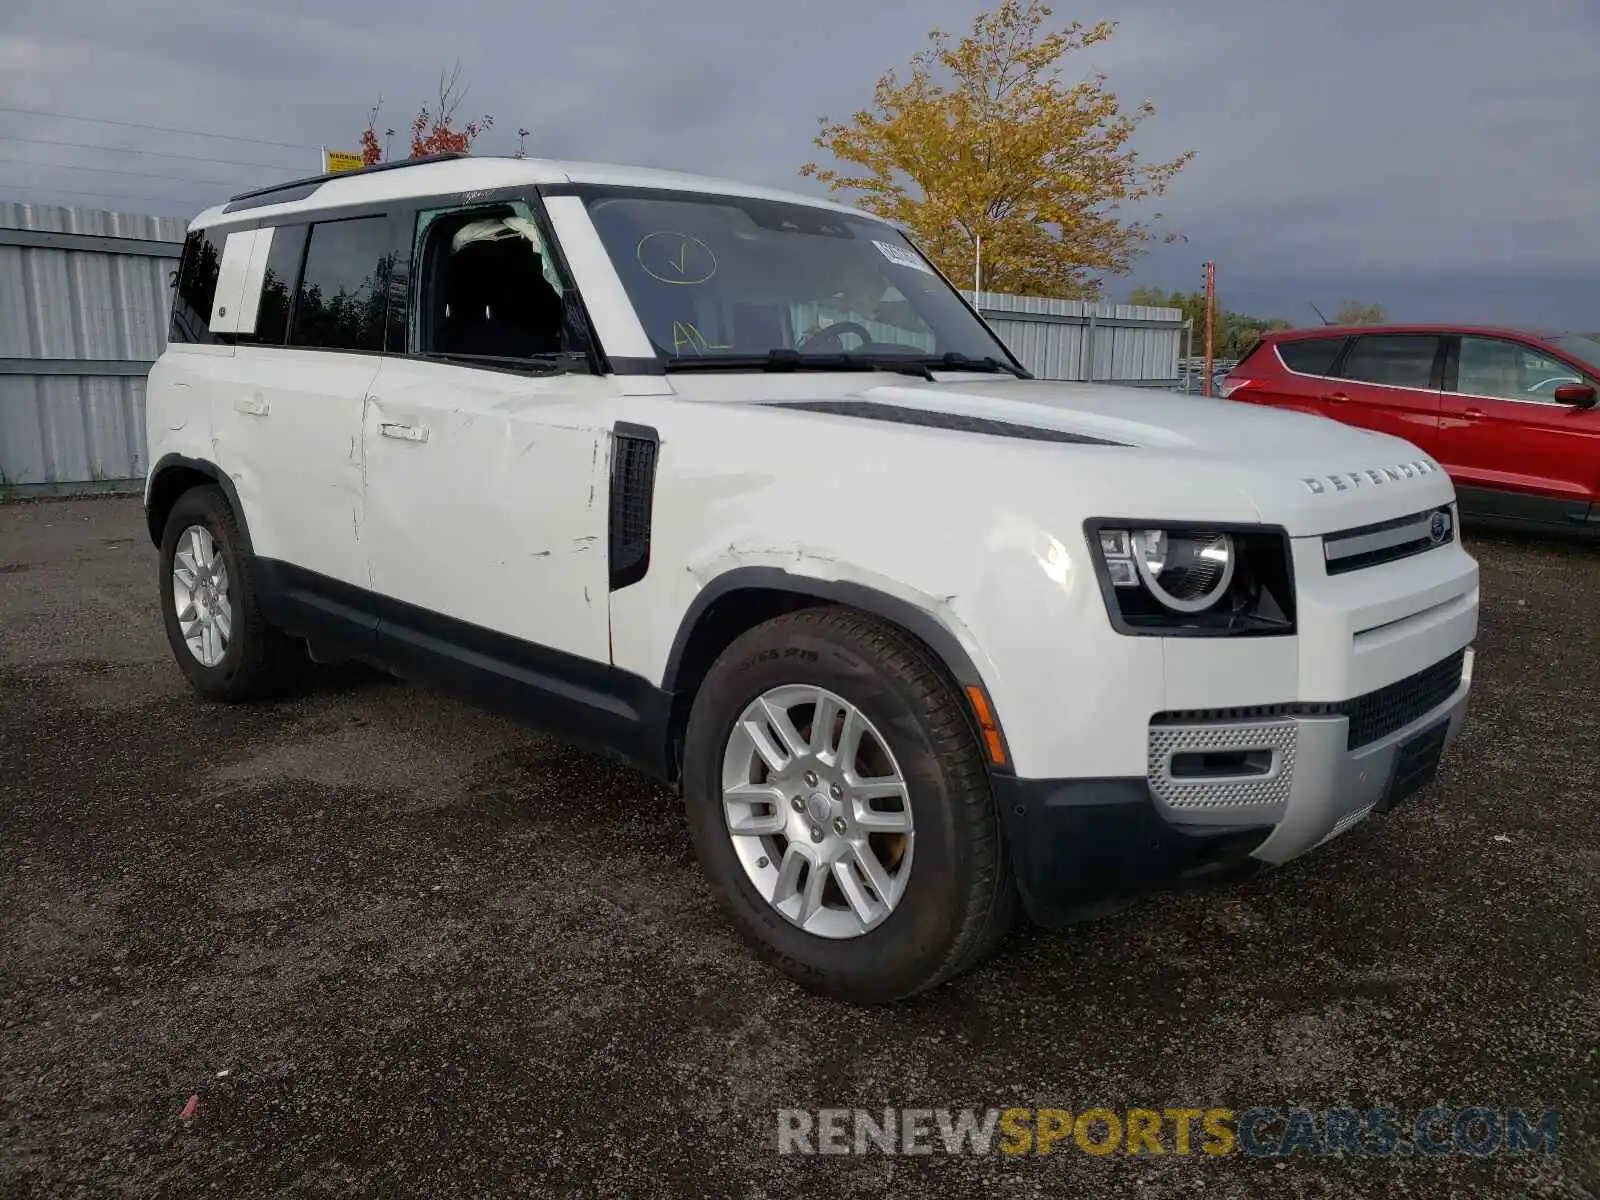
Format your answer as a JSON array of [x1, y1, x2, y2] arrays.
[[993, 647, 1474, 927]]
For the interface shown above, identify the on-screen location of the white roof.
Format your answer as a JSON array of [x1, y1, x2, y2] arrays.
[[192, 155, 877, 230]]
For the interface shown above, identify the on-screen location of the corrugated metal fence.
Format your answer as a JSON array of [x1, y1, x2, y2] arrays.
[[963, 291, 1184, 387], [0, 204, 1185, 494], [0, 204, 185, 494]]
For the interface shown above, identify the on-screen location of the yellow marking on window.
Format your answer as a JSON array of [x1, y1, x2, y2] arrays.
[[671, 321, 732, 354], [636, 231, 717, 285]]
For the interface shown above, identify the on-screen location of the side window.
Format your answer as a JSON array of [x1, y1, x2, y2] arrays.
[[237, 224, 308, 347], [168, 228, 227, 345], [288, 216, 394, 353], [1275, 336, 1346, 376], [411, 201, 579, 361], [1457, 337, 1584, 403], [1338, 335, 1441, 389]]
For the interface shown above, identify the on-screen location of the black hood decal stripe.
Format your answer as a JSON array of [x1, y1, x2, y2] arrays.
[[760, 399, 1128, 447]]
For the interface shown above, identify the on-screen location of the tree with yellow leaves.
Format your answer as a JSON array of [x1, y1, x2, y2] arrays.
[[802, 1, 1192, 300]]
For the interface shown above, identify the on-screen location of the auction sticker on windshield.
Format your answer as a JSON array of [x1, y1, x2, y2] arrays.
[[873, 240, 934, 274]]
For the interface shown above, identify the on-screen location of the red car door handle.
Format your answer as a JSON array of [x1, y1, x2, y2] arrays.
[[1322, 392, 1350, 403], [1462, 407, 1487, 418]]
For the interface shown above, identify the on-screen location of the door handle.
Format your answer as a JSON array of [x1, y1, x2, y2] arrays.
[[1322, 391, 1350, 404], [379, 422, 429, 443], [1463, 407, 1487, 419], [233, 396, 269, 417]]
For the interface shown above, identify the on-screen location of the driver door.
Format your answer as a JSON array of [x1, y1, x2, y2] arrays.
[[1438, 335, 1600, 526], [361, 198, 622, 705]]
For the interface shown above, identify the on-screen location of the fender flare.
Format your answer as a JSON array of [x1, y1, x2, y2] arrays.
[[145, 453, 255, 553], [661, 566, 1012, 771]]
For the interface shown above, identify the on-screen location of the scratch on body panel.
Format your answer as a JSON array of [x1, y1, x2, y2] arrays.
[[358, 394, 373, 487]]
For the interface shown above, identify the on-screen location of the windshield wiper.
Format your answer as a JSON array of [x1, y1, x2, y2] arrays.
[[922, 352, 1030, 379], [422, 350, 591, 376], [664, 350, 936, 380]]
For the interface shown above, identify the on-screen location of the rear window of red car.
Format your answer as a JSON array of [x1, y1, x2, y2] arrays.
[[1274, 337, 1346, 375]]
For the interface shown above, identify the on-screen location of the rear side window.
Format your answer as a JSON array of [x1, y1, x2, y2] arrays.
[[237, 224, 308, 347], [168, 228, 227, 345], [1338, 335, 1441, 389], [288, 216, 394, 352], [1275, 336, 1346, 376]]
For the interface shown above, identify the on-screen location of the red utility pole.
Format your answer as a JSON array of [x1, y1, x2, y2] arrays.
[[1202, 261, 1216, 397]]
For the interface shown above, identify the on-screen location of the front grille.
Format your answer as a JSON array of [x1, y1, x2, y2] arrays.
[[1153, 648, 1466, 751], [1323, 506, 1454, 575], [1338, 648, 1465, 749]]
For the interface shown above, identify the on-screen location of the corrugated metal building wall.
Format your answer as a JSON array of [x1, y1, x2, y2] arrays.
[[0, 205, 1185, 494], [962, 291, 1184, 387], [0, 203, 185, 494]]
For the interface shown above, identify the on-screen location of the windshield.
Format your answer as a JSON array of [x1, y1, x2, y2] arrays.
[[579, 189, 1016, 369], [1551, 335, 1600, 375]]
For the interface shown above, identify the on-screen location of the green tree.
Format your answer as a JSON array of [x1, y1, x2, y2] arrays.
[[1130, 287, 1289, 359], [802, 1, 1192, 299]]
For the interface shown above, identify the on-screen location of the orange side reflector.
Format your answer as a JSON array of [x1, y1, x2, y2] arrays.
[[965, 685, 1007, 766]]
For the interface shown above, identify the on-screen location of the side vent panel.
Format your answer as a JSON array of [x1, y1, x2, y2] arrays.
[[609, 422, 659, 591]]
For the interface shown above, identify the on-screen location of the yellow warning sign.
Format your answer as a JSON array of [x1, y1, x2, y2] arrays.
[[322, 149, 365, 173]]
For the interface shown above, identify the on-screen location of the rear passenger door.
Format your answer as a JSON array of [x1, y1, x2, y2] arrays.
[[1324, 334, 1446, 454], [213, 214, 395, 601]]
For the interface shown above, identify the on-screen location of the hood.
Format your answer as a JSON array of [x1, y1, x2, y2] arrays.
[[663, 373, 1457, 537], [686, 374, 1386, 455]]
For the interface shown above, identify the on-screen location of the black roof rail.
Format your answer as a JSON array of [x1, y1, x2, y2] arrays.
[[224, 152, 472, 204]]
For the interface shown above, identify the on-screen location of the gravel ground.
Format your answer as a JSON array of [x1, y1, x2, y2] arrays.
[[1, 496, 1596, 1199]]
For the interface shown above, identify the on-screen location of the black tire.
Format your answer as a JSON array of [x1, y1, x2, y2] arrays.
[[158, 485, 303, 701], [683, 606, 1018, 1004]]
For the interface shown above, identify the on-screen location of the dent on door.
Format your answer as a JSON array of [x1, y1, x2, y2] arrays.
[[362, 379, 613, 663]]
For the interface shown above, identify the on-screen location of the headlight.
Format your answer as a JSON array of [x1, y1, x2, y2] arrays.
[[1089, 521, 1295, 636]]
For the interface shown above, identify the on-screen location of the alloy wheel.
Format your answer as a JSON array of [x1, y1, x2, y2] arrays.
[[172, 524, 232, 668], [720, 684, 914, 939]]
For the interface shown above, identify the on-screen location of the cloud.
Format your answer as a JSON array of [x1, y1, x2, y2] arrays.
[[2, 0, 1594, 321]]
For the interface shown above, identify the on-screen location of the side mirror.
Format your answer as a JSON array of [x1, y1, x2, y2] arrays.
[[1552, 383, 1597, 407]]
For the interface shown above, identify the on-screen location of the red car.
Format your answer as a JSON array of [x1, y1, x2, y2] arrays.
[[1222, 325, 1600, 534]]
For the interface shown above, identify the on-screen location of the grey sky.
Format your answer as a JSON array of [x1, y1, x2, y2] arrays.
[[4, 0, 1597, 325]]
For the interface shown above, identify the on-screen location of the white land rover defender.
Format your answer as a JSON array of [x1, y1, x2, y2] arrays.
[[145, 154, 1478, 1003]]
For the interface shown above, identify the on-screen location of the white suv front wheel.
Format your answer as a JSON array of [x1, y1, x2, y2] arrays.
[[720, 682, 916, 941], [683, 606, 1017, 1004]]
